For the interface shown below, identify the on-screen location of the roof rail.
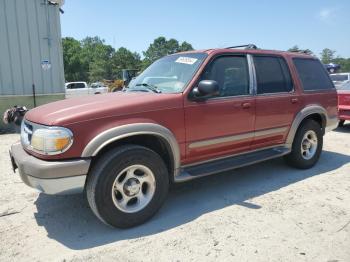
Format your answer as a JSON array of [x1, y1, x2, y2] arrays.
[[289, 50, 311, 54], [226, 44, 258, 50]]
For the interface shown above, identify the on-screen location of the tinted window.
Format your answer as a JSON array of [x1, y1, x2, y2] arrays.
[[201, 56, 249, 97], [293, 58, 334, 91], [68, 83, 85, 89], [254, 56, 293, 94]]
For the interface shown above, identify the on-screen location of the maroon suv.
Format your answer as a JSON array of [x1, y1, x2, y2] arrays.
[[10, 45, 338, 228]]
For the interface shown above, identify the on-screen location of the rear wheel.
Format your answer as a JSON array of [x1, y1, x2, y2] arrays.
[[86, 145, 169, 228], [338, 120, 345, 127], [284, 120, 323, 169]]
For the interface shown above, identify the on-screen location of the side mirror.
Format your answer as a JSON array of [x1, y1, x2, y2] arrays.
[[192, 80, 219, 100]]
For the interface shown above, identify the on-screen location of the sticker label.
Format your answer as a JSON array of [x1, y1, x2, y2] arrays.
[[175, 57, 198, 65], [41, 60, 51, 70]]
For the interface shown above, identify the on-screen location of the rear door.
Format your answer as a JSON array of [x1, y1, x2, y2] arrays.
[[252, 55, 301, 148]]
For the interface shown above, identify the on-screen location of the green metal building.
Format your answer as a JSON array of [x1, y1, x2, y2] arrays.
[[0, 0, 65, 130]]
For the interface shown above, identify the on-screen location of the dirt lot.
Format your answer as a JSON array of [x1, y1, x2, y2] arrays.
[[0, 127, 350, 262]]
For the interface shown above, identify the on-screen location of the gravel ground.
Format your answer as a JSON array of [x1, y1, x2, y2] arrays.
[[0, 127, 350, 262]]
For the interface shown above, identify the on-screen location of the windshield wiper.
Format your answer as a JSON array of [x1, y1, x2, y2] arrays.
[[135, 83, 162, 93]]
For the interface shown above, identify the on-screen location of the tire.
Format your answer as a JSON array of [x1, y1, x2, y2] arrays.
[[284, 120, 323, 169], [86, 145, 169, 228], [338, 120, 345, 127]]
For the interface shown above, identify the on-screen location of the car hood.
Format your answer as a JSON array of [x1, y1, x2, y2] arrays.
[[25, 92, 183, 126]]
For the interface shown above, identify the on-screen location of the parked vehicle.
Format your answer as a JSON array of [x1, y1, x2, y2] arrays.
[[337, 81, 350, 127], [10, 45, 338, 228], [110, 69, 139, 92], [330, 73, 350, 89], [65, 81, 108, 98], [324, 63, 341, 74], [90, 82, 108, 89]]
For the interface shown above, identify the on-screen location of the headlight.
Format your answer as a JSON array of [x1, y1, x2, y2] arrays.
[[21, 120, 73, 155]]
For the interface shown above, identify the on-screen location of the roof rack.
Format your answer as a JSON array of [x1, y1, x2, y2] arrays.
[[289, 50, 311, 54], [226, 44, 258, 50]]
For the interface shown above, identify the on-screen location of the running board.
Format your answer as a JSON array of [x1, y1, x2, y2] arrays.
[[175, 146, 291, 182]]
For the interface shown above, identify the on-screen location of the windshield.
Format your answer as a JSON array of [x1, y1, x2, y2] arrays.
[[127, 53, 207, 93], [330, 74, 349, 82]]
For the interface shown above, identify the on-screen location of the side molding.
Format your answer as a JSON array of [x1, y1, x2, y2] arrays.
[[81, 123, 181, 176], [286, 105, 330, 147]]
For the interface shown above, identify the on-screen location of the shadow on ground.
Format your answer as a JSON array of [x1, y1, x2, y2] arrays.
[[34, 150, 350, 250], [333, 122, 350, 133]]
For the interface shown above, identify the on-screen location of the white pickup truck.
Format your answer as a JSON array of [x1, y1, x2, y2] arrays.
[[65, 82, 109, 99]]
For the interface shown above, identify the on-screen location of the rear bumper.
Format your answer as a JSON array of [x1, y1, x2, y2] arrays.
[[10, 143, 91, 195]]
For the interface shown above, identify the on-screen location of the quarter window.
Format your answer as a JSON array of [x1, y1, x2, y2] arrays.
[[254, 56, 293, 94], [201, 56, 250, 97], [293, 58, 334, 91]]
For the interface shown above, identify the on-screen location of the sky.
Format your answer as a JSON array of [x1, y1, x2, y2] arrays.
[[61, 0, 350, 58]]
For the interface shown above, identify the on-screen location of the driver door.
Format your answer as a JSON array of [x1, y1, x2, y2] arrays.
[[184, 55, 255, 164]]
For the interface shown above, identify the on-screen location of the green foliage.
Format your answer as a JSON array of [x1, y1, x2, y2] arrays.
[[62, 37, 87, 81], [320, 48, 336, 64], [333, 57, 350, 72], [319, 48, 350, 72], [63, 38, 350, 83], [62, 36, 114, 82], [62, 36, 194, 82], [111, 47, 141, 79], [142, 36, 194, 69]]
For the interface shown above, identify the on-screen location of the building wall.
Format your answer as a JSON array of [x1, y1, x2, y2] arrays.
[[0, 0, 65, 130]]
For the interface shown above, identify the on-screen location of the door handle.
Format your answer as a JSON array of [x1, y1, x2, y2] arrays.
[[291, 98, 298, 104], [241, 102, 251, 109]]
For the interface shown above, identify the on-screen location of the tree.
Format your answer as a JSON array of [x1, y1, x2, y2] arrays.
[[62, 36, 194, 82], [320, 48, 336, 64], [62, 37, 87, 82], [111, 47, 141, 78], [179, 41, 194, 52], [142, 36, 194, 69], [332, 57, 350, 72], [288, 45, 313, 55], [79, 36, 115, 81]]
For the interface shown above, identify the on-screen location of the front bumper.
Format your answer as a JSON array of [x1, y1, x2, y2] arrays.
[[9, 143, 91, 195]]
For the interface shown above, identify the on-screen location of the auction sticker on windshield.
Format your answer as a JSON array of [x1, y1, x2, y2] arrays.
[[175, 57, 198, 65]]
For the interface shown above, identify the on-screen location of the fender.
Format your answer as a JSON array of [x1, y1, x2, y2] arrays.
[[81, 123, 181, 176], [286, 104, 336, 147]]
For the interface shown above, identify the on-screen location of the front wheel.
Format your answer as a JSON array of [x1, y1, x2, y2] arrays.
[[86, 145, 169, 228], [284, 120, 323, 169]]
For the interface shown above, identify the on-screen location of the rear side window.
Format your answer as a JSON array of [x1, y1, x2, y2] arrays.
[[293, 58, 334, 91], [254, 56, 293, 94]]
